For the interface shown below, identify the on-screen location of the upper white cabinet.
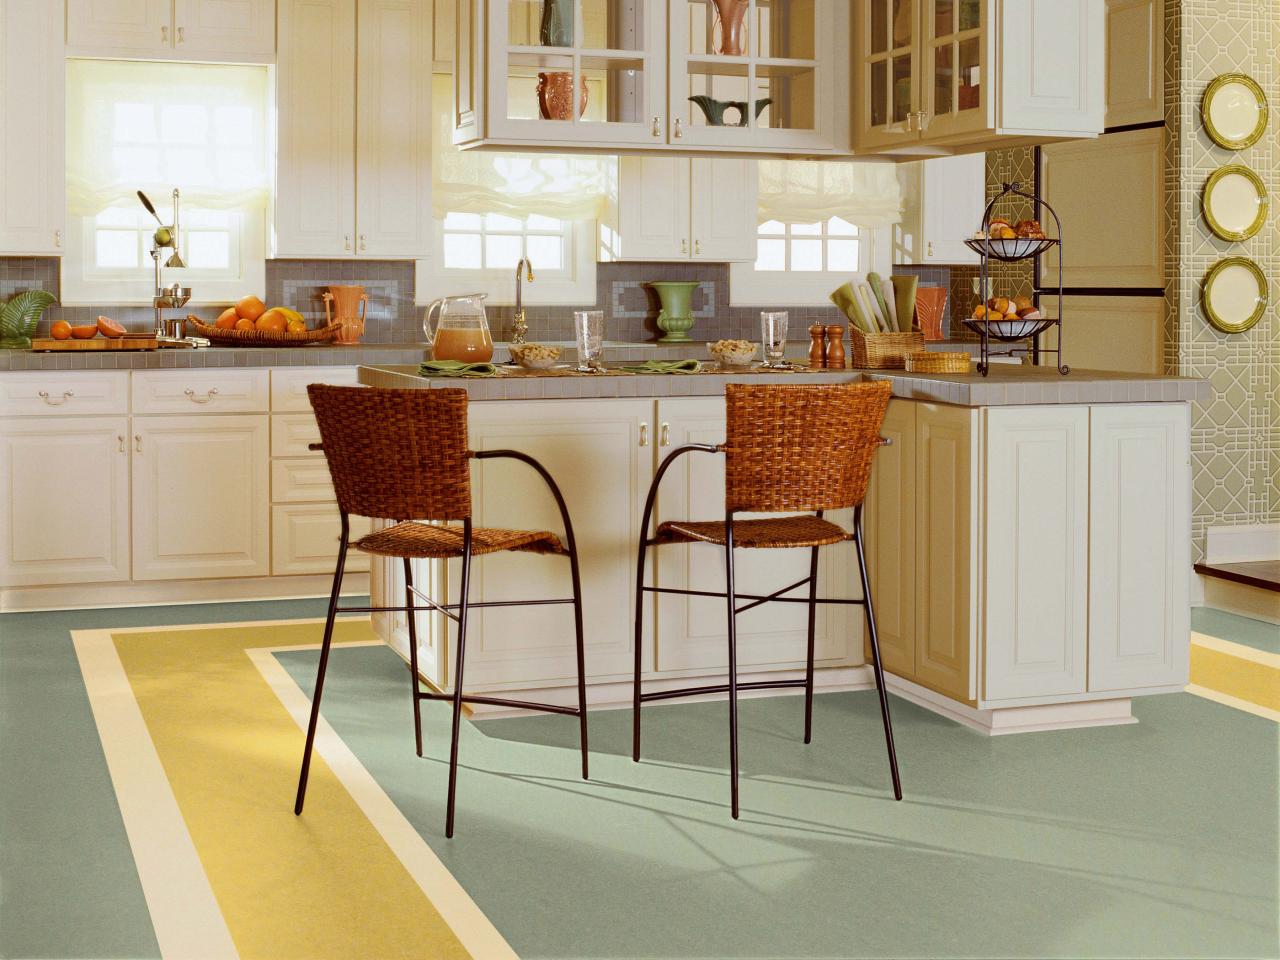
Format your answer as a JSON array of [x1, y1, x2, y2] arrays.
[[602, 156, 756, 261], [895, 152, 984, 264], [1105, 0, 1162, 127], [0, 0, 64, 255], [854, 0, 1105, 156], [66, 0, 276, 62], [454, 0, 851, 156], [275, 0, 431, 258]]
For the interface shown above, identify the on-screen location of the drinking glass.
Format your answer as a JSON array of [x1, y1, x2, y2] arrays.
[[574, 310, 605, 372], [761, 311, 789, 367]]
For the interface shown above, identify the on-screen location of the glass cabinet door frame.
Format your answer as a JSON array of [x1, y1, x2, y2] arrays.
[[856, 0, 923, 150], [668, 0, 843, 153], [484, 0, 669, 146], [919, 0, 994, 142]]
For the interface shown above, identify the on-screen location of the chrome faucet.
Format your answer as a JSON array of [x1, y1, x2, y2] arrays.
[[512, 257, 534, 345]]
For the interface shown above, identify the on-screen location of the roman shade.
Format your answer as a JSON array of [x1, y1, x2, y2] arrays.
[[758, 159, 903, 227]]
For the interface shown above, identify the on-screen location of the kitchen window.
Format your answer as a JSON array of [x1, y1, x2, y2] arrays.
[[63, 59, 269, 305]]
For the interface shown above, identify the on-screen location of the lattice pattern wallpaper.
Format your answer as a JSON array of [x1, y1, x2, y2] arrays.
[[1165, 0, 1279, 560]]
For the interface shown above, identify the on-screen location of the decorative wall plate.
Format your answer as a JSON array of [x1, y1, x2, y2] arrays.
[[1201, 74, 1268, 149], [1201, 257, 1268, 334], [1202, 164, 1269, 241]]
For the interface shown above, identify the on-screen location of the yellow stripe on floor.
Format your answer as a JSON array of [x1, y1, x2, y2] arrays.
[[112, 621, 471, 960], [1190, 633, 1280, 714]]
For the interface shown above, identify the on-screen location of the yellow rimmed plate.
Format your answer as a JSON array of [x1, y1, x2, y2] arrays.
[[1201, 74, 1268, 150], [1201, 257, 1268, 334], [1202, 164, 1269, 241]]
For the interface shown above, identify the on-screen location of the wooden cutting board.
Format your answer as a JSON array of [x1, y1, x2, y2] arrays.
[[31, 334, 159, 351]]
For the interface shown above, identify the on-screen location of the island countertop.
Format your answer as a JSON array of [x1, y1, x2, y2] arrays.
[[358, 362, 1207, 407]]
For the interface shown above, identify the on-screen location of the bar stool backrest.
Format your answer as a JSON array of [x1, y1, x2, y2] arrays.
[[723, 382, 892, 513], [308, 384, 472, 521]]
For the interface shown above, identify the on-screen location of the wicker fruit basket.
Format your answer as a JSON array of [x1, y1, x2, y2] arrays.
[[849, 329, 925, 369], [905, 351, 971, 374], [184, 315, 343, 347]]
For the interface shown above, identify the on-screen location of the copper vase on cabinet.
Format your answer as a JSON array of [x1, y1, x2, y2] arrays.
[[323, 285, 369, 345], [712, 0, 748, 55], [537, 71, 588, 120]]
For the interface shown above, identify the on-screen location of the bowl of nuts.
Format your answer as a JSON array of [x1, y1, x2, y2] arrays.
[[509, 343, 561, 370], [708, 339, 757, 369]]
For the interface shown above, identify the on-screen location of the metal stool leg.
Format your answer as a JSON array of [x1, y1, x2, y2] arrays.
[[568, 537, 589, 780], [404, 558, 423, 758], [724, 514, 740, 819], [854, 507, 902, 801], [804, 543, 819, 744], [445, 521, 474, 838], [295, 520, 349, 816]]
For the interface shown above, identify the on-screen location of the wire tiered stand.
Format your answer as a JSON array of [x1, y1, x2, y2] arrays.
[[962, 182, 1069, 377]]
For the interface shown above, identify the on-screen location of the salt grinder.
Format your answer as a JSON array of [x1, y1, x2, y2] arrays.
[[808, 324, 827, 368], [824, 324, 847, 370]]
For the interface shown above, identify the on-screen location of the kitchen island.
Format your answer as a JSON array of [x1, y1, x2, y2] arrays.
[[359, 362, 1206, 735]]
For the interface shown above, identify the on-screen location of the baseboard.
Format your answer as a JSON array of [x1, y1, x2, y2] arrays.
[[1205, 523, 1280, 564], [0, 572, 370, 614]]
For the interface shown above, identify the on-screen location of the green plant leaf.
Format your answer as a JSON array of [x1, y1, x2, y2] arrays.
[[0, 289, 58, 349]]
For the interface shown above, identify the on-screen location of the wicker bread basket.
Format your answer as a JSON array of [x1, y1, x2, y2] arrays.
[[184, 315, 343, 347], [905, 350, 971, 374], [849, 329, 925, 369]]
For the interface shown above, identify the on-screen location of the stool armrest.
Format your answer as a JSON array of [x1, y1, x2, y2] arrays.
[[473, 449, 580, 554], [308, 442, 324, 451], [878, 436, 892, 447], [640, 443, 723, 541]]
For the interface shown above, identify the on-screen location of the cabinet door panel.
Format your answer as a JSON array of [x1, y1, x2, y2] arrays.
[[1105, 0, 1162, 127], [173, 0, 276, 60], [132, 415, 270, 580], [914, 403, 976, 701], [613, 156, 690, 261], [1088, 404, 1189, 691], [655, 397, 857, 673], [0, 418, 130, 587], [66, 0, 170, 54], [356, 0, 432, 258], [863, 399, 916, 676], [854, 0, 922, 151], [276, 0, 356, 256], [690, 159, 757, 262], [271, 504, 370, 576], [983, 406, 1088, 701], [998, 0, 1104, 134], [0, 0, 64, 255]]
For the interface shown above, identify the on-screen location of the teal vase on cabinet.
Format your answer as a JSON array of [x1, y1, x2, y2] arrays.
[[540, 0, 572, 46], [647, 281, 701, 343]]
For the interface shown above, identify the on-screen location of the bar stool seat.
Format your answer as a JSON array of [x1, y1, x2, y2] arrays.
[[354, 521, 567, 559], [655, 515, 852, 549]]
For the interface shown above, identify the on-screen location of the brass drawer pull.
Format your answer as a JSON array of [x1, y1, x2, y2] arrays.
[[37, 390, 73, 406], [184, 387, 219, 404]]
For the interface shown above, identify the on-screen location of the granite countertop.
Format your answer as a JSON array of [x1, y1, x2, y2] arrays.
[[358, 362, 1208, 407]]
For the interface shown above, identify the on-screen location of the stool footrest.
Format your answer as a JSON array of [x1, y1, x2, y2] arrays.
[[640, 678, 807, 704], [417, 690, 581, 717]]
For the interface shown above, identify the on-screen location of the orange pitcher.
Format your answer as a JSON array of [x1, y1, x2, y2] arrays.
[[323, 285, 369, 345]]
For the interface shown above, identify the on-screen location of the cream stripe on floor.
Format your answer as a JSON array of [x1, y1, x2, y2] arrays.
[[73, 629, 239, 960]]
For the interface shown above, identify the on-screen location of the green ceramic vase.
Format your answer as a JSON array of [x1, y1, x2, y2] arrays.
[[647, 281, 701, 343]]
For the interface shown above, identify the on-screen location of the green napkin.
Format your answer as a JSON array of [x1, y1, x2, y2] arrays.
[[867, 272, 895, 331], [890, 274, 919, 332], [418, 359, 498, 378], [829, 282, 871, 332], [619, 359, 702, 374]]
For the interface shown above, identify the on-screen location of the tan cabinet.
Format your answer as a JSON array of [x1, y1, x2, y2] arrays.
[[66, 0, 276, 61], [863, 399, 917, 677], [1105, 0, 1163, 127]]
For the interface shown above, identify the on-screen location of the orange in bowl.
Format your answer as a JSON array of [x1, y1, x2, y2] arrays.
[[235, 295, 267, 322], [215, 307, 239, 330], [255, 309, 288, 334], [234, 318, 256, 332]]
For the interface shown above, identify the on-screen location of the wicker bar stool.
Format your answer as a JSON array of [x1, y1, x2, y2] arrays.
[[632, 382, 901, 818], [294, 385, 589, 838]]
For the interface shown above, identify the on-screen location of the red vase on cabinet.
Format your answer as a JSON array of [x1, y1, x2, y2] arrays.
[[712, 0, 748, 55]]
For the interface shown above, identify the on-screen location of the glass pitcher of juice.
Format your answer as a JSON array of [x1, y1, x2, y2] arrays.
[[423, 293, 493, 362]]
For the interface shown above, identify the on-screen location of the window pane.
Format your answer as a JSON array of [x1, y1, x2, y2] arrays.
[[443, 233, 482, 269], [828, 216, 858, 236], [790, 221, 822, 236], [484, 212, 523, 232], [790, 238, 823, 270], [186, 231, 231, 269], [759, 219, 786, 236], [827, 239, 860, 272], [112, 146, 159, 181], [214, 105, 255, 143], [756, 238, 786, 270], [96, 206, 143, 227], [526, 213, 563, 230], [96, 230, 139, 268], [113, 103, 156, 143], [160, 104, 208, 144], [443, 211, 482, 230], [485, 233, 522, 268], [526, 234, 564, 270]]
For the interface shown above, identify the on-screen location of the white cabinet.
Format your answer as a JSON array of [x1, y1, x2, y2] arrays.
[[855, 0, 1104, 156], [131, 414, 270, 581], [0, 418, 130, 587], [1087, 404, 1189, 691], [983, 406, 1089, 701], [275, 0, 431, 258], [1105, 0, 1163, 127], [654, 397, 858, 673], [604, 157, 757, 262], [66, 0, 276, 61], [0, 0, 64, 255], [896, 153, 985, 264], [272, 504, 371, 576]]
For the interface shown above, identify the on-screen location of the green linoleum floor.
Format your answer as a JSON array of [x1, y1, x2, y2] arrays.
[[1191, 606, 1280, 654], [280, 644, 1280, 960]]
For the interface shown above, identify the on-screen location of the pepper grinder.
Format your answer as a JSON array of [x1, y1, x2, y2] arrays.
[[808, 324, 827, 369], [824, 324, 847, 370]]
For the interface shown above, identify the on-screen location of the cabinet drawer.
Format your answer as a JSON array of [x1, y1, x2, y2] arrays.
[[132, 369, 270, 414], [272, 413, 322, 457], [271, 366, 361, 412], [272, 457, 336, 504], [272, 504, 370, 576], [0, 372, 129, 416]]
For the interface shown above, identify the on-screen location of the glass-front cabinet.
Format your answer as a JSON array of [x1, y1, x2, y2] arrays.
[[454, 0, 849, 154]]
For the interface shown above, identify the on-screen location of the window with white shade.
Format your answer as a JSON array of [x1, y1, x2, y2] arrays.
[[63, 59, 269, 305], [440, 212, 572, 274], [755, 217, 863, 274]]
